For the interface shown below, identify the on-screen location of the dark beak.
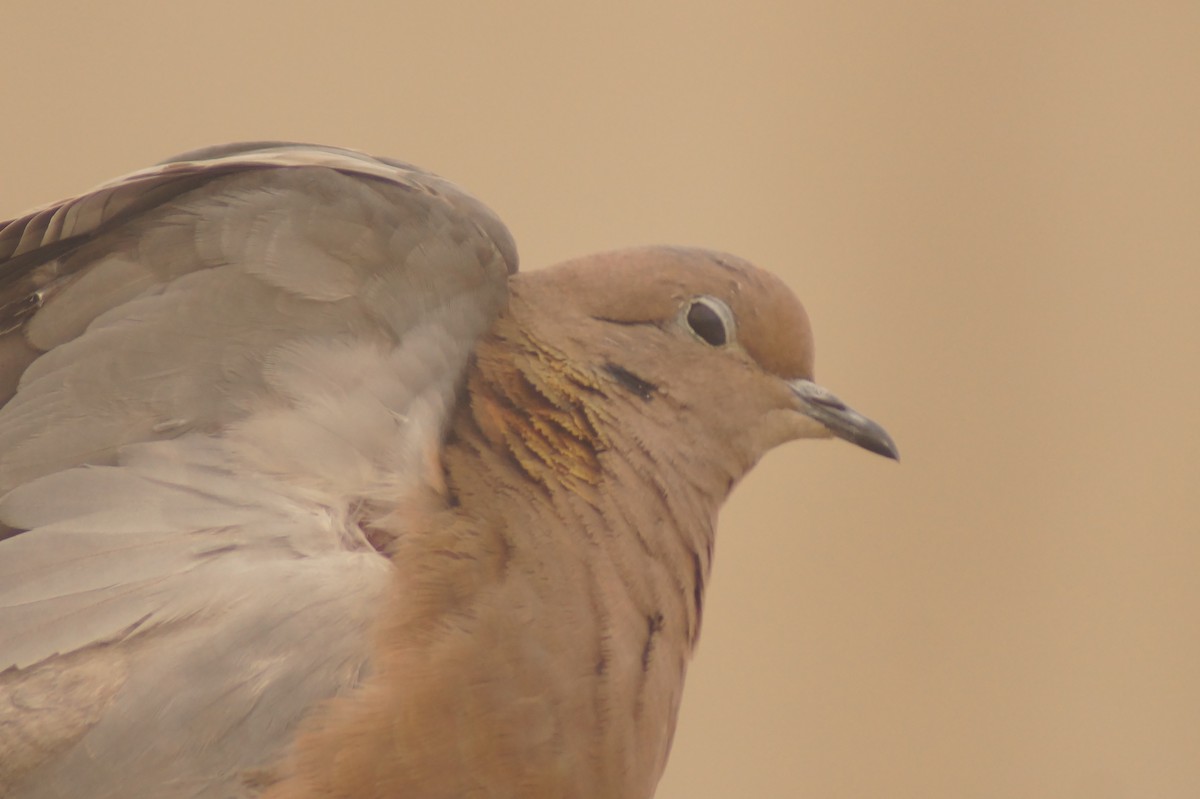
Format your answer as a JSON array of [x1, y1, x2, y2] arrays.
[[789, 379, 899, 460]]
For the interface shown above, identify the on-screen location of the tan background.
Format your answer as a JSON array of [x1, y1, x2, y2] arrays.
[[3, 2, 1198, 797]]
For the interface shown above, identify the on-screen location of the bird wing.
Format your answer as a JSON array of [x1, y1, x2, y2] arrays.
[[0, 143, 516, 797]]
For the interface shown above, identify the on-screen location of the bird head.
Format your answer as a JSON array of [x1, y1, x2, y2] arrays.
[[501, 246, 897, 483]]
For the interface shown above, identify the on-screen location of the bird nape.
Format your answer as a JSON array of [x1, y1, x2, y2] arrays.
[[0, 142, 895, 799]]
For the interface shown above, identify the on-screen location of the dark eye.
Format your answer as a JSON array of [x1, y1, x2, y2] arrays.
[[685, 297, 734, 346]]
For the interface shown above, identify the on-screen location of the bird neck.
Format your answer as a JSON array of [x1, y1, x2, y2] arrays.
[[447, 320, 610, 496], [429, 319, 736, 791], [442, 317, 733, 653]]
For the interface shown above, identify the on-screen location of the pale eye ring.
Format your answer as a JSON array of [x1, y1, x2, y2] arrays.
[[683, 296, 736, 347]]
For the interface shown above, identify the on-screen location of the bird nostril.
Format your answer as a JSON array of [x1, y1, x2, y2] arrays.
[[799, 383, 847, 410], [810, 394, 846, 410]]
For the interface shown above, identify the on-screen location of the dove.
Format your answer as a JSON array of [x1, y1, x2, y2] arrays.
[[0, 142, 896, 799]]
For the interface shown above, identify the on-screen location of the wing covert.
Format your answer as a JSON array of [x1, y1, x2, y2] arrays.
[[0, 142, 516, 492]]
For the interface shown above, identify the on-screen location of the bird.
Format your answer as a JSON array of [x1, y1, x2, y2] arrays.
[[0, 142, 897, 799]]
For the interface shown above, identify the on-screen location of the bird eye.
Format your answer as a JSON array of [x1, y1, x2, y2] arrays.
[[684, 296, 735, 347]]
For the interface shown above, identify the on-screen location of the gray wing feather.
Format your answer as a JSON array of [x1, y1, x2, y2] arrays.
[[0, 143, 516, 797]]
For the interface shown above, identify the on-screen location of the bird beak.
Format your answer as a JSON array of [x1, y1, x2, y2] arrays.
[[788, 379, 899, 460]]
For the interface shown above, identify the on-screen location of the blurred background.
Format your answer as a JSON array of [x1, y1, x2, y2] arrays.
[[3, 2, 1197, 796]]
